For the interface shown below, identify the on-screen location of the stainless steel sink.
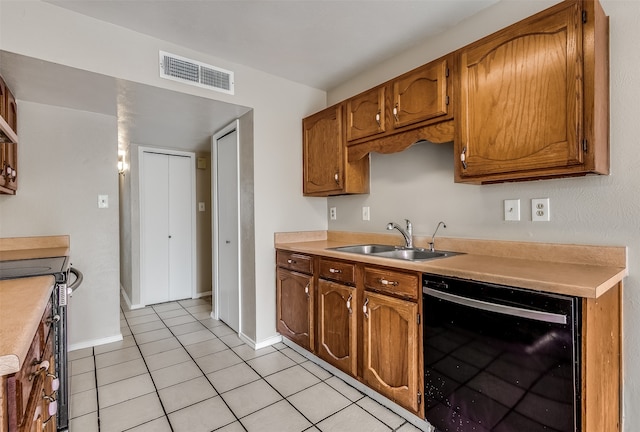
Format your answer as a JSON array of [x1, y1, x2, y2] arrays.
[[329, 244, 461, 262], [330, 244, 398, 254], [373, 249, 450, 261]]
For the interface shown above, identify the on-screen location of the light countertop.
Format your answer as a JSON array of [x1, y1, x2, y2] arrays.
[[275, 231, 627, 298], [0, 275, 55, 376]]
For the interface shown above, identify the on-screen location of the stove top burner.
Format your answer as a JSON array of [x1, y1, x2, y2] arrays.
[[0, 256, 69, 280]]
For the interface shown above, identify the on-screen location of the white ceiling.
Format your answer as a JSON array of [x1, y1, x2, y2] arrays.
[[46, 0, 498, 90], [1, 0, 499, 151]]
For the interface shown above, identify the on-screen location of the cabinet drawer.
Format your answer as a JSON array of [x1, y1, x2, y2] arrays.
[[319, 259, 355, 285], [364, 267, 419, 300], [276, 250, 313, 275]]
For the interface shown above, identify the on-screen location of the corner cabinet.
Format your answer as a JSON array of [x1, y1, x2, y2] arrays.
[[302, 103, 369, 197], [455, 0, 609, 183]]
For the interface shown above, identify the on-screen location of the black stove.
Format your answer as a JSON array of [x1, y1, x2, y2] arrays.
[[0, 256, 69, 280], [0, 255, 81, 431]]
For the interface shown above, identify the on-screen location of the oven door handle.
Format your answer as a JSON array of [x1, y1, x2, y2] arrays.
[[68, 267, 83, 293], [423, 287, 568, 325]]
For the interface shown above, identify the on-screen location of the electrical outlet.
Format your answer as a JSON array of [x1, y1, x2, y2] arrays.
[[362, 206, 370, 221], [504, 199, 520, 221], [531, 198, 550, 222], [330, 207, 337, 220]]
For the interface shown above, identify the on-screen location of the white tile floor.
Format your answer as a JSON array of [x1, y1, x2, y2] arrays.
[[68, 297, 424, 432]]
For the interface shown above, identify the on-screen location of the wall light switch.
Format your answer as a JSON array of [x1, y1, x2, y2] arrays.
[[98, 194, 109, 209], [532, 198, 550, 222], [503, 199, 520, 221], [362, 206, 370, 221], [198, 202, 205, 212]]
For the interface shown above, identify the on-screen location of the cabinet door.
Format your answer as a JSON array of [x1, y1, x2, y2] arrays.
[[346, 86, 386, 141], [303, 104, 344, 196], [457, 1, 583, 180], [362, 291, 420, 414], [0, 143, 7, 190], [393, 58, 450, 129], [276, 268, 314, 351], [317, 280, 357, 376], [5, 143, 16, 191]]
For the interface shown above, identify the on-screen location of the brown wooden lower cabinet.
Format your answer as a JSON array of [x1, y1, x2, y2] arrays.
[[362, 290, 420, 415], [2, 299, 56, 432], [276, 267, 314, 351], [316, 279, 357, 376]]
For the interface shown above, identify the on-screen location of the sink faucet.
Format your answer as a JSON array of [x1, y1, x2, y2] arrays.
[[386, 219, 413, 248], [429, 221, 446, 252]]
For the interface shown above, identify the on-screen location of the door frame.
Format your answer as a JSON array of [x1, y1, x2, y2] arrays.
[[211, 120, 241, 332], [138, 146, 197, 306]]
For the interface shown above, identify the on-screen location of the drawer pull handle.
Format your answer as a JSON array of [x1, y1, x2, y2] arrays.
[[29, 360, 50, 381], [287, 259, 296, 264], [46, 314, 61, 324], [346, 294, 353, 314], [379, 278, 399, 287], [363, 298, 369, 318], [48, 374, 60, 391], [329, 268, 342, 274]]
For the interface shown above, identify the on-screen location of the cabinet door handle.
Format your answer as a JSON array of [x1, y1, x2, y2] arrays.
[[363, 297, 369, 318], [393, 104, 399, 122], [346, 294, 353, 314], [375, 111, 381, 127], [334, 172, 340, 185], [379, 278, 399, 287], [460, 146, 468, 169], [304, 284, 310, 297], [329, 268, 342, 274]]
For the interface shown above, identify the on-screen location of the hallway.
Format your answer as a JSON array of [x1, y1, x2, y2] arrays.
[[68, 297, 424, 431]]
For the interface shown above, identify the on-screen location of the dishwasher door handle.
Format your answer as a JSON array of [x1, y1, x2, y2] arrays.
[[423, 287, 567, 325]]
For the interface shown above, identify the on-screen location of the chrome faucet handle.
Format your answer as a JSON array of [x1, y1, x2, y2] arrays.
[[430, 221, 446, 252]]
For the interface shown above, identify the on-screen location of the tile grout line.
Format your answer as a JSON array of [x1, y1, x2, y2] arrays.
[[111, 299, 420, 432], [159, 300, 250, 431], [91, 346, 101, 432], [119, 305, 176, 432]]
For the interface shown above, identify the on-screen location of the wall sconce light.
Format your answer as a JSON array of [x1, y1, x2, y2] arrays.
[[118, 153, 126, 176]]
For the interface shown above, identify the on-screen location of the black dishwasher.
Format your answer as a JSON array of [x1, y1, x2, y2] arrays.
[[422, 273, 581, 432]]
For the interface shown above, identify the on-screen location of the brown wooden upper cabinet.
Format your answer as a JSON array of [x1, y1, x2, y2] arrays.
[[302, 103, 369, 197], [346, 56, 452, 145], [455, 0, 609, 183], [0, 74, 18, 195]]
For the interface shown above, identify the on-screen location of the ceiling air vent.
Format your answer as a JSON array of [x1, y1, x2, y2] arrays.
[[159, 51, 234, 95]]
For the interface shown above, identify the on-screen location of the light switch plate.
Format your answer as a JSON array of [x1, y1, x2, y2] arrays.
[[98, 194, 109, 209], [362, 206, 370, 221], [504, 199, 520, 221]]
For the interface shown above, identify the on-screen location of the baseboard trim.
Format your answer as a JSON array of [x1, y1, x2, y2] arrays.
[[120, 285, 145, 310], [69, 333, 123, 352], [194, 290, 212, 299]]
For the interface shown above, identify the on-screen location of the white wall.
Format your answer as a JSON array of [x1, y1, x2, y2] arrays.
[[0, 102, 121, 348], [0, 1, 328, 347], [327, 1, 639, 430]]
